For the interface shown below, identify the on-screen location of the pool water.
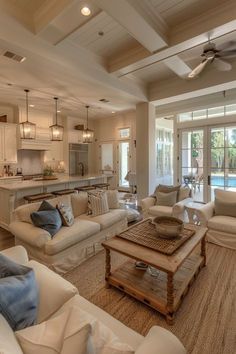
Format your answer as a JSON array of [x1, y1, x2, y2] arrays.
[[211, 175, 236, 187]]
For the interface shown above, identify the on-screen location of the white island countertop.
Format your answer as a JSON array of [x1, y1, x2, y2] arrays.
[[0, 174, 106, 191]]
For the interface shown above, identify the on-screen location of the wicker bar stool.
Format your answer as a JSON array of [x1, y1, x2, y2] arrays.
[[24, 193, 54, 204], [75, 186, 95, 192], [52, 189, 76, 196], [92, 183, 110, 190]]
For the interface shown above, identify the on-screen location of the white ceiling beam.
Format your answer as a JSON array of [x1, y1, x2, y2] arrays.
[[108, 0, 236, 75], [94, 0, 168, 53], [149, 59, 236, 105]]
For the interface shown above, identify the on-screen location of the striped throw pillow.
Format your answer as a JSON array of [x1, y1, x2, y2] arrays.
[[88, 190, 109, 216]]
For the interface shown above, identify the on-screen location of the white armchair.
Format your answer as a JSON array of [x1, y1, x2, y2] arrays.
[[141, 186, 192, 221], [196, 190, 236, 250]]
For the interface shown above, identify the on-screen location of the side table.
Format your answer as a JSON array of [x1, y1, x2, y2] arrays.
[[185, 201, 206, 225]]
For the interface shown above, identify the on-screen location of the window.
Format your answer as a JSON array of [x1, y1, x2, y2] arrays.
[[193, 109, 207, 120], [177, 104, 236, 123], [225, 104, 236, 115], [177, 112, 192, 122], [119, 128, 130, 139], [208, 106, 224, 118], [156, 128, 173, 180], [101, 143, 113, 172]]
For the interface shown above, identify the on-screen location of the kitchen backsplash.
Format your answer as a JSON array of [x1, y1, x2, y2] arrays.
[[15, 150, 44, 175]]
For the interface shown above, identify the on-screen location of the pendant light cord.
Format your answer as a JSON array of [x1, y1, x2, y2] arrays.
[[54, 97, 58, 124], [24, 89, 29, 122], [86, 105, 89, 129]]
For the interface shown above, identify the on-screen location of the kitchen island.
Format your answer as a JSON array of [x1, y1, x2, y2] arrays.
[[0, 174, 107, 230]]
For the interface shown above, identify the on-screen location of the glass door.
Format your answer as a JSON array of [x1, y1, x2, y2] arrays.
[[179, 129, 206, 202], [118, 141, 130, 188], [208, 125, 236, 200]]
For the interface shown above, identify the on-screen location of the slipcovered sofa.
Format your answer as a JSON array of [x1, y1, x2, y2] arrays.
[[9, 193, 128, 273], [140, 185, 192, 221], [0, 246, 186, 354], [196, 189, 236, 250]]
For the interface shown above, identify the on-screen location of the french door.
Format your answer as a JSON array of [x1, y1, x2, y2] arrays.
[[179, 124, 236, 202]]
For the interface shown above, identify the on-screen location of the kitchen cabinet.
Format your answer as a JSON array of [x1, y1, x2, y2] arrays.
[[0, 124, 17, 163], [44, 141, 64, 162]]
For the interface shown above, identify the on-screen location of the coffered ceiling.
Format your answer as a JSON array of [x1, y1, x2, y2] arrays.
[[0, 0, 235, 119]]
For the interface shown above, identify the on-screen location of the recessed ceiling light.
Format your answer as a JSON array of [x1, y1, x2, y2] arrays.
[[81, 6, 91, 16], [29, 104, 35, 107], [57, 110, 61, 113], [112, 111, 115, 114]]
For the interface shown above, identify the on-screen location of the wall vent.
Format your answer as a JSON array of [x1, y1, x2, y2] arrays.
[[99, 98, 109, 103], [3, 51, 26, 63]]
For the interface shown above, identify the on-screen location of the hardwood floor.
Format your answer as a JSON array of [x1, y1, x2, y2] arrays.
[[0, 227, 14, 250]]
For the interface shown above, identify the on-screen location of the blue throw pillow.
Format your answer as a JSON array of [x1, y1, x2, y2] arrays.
[[31, 200, 62, 237], [0, 254, 38, 331]]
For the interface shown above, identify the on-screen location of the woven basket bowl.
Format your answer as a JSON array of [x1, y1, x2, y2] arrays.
[[153, 216, 184, 239]]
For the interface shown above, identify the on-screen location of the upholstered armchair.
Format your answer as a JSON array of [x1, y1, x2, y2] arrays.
[[140, 185, 192, 221], [196, 189, 236, 250]]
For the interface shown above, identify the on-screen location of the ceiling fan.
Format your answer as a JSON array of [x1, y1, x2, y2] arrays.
[[188, 41, 236, 79]]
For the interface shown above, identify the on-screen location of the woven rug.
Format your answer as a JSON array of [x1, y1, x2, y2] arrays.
[[63, 243, 236, 354], [117, 218, 195, 255]]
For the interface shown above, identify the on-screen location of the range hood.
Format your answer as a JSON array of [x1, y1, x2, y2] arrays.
[[17, 127, 52, 150]]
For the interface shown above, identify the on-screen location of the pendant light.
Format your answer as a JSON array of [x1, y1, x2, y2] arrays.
[[50, 97, 64, 141], [20, 89, 36, 139], [82, 105, 94, 143]]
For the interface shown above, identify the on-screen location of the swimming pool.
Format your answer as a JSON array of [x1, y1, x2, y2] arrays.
[[211, 175, 236, 187]]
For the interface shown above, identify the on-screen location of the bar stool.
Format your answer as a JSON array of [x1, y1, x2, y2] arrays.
[[75, 186, 95, 192], [24, 193, 54, 204], [52, 189, 76, 196], [92, 183, 110, 190]]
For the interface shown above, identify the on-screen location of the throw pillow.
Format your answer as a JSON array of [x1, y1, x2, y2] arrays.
[[88, 190, 109, 216], [155, 191, 177, 207], [151, 184, 180, 203], [16, 306, 91, 354], [178, 186, 191, 201], [106, 190, 120, 209], [215, 197, 236, 217], [57, 202, 74, 227], [0, 254, 38, 331], [31, 200, 62, 237]]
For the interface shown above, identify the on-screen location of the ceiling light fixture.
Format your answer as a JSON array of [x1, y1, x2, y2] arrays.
[[81, 6, 91, 16], [50, 97, 64, 141], [29, 104, 35, 107], [82, 105, 94, 143], [20, 89, 36, 139], [112, 111, 115, 114]]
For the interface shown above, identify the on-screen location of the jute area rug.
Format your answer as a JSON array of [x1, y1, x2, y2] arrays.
[[63, 243, 236, 354]]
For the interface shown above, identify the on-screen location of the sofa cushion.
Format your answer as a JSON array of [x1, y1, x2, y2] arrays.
[[31, 200, 62, 237], [88, 190, 109, 216], [214, 188, 236, 202], [106, 190, 120, 209], [45, 219, 101, 255], [208, 215, 236, 234], [16, 306, 91, 354], [57, 202, 74, 227], [71, 192, 88, 217], [148, 205, 173, 217], [0, 314, 24, 354], [155, 191, 177, 207], [27, 260, 78, 323], [178, 186, 191, 201], [0, 254, 38, 331], [79, 209, 127, 230]]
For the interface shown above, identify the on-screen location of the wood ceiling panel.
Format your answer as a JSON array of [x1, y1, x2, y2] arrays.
[[9, 0, 47, 14]]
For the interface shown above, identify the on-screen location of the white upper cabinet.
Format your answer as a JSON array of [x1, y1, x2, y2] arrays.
[[0, 124, 17, 163]]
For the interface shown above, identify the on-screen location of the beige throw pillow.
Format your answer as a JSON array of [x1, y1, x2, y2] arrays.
[[215, 198, 236, 217], [155, 191, 177, 207], [178, 186, 191, 201], [88, 190, 109, 216], [106, 190, 120, 209], [57, 202, 74, 227], [16, 307, 91, 354]]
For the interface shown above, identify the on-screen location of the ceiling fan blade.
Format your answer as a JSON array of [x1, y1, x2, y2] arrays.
[[213, 58, 232, 71], [218, 50, 236, 58], [217, 41, 236, 52], [188, 58, 211, 78]]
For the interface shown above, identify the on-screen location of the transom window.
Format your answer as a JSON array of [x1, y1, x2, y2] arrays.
[[119, 127, 130, 139], [177, 104, 236, 122]]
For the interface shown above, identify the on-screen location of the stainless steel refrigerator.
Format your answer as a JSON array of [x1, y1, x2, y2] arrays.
[[69, 144, 88, 176]]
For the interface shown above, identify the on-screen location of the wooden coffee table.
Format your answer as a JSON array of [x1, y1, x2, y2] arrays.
[[102, 221, 207, 325]]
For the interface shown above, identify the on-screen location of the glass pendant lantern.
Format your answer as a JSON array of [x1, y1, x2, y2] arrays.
[[82, 105, 94, 143], [50, 97, 64, 141], [20, 89, 36, 139]]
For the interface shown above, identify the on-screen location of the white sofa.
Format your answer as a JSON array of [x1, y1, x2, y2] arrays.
[[9, 193, 128, 274], [0, 246, 186, 354], [140, 186, 192, 221], [196, 189, 236, 250]]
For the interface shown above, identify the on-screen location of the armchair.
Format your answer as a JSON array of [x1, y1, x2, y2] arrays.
[[196, 189, 236, 250], [140, 186, 192, 221]]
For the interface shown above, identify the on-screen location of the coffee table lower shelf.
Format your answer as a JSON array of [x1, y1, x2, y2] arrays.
[[106, 253, 204, 324]]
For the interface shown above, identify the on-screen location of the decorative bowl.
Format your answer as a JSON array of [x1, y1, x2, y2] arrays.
[[152, 216, 183, 239]]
